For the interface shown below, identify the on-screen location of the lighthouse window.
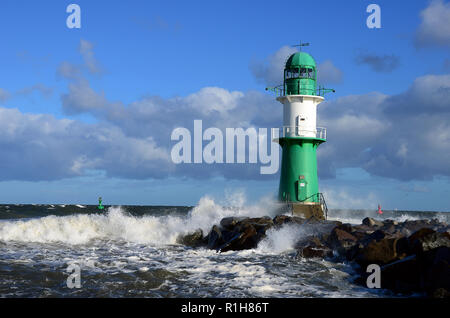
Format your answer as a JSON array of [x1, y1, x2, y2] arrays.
[[286, 69, 299, 79], [300, 68, 307, 77]]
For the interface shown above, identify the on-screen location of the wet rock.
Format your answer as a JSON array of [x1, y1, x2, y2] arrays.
[[337, 223, 353, 233], [355, 237, 407, 267], [245, 216, 274, 233], [352, 224, 375, 234], [351, 225, 375, 241], [380, 224, 398, 235], [408, 228, 450, 254], [207, 225, 224, 250], [352, 224, 450, 296], [422, 247, 450, 294], [362, 217, 384, 227], [300, 245, 333, 258], [431, 288, 450, 298], [364, 229, 390, 242], [220, 217, 249, 231], [206, 216, 275, 252], [201, 213, 450, 297], [397, 220, 440, 237], [379, 255, 421, 293], [376, 246, 450, 296], [326, 227, 358, 253], [176, 229, 205, 248], [219, 223, 259, 253], [273, 215, 306, 227], [296, 236, 333, 259]]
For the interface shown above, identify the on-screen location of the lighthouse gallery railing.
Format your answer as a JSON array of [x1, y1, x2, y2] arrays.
[[265, 84, 335, 97], [272, 126, 327, 140]]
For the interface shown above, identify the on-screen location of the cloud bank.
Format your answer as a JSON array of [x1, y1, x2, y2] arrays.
[[1, 42, 449, 184], [414, 0, 450, 48]]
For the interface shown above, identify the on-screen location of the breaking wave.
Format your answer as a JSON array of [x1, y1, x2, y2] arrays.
[[0, 195, 281, 245]]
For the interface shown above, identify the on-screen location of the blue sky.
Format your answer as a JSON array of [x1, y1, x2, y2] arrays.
[[0, 0, 449, 211]]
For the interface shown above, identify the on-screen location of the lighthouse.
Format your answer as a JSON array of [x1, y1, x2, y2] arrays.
[[267, 43, 334, 219]]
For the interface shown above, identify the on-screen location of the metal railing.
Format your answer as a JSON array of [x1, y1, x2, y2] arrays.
[[272, 126, 326, 140], [299, 192, 329, 220], [265, 84, 335, 97], [319, 193, 328, 220]]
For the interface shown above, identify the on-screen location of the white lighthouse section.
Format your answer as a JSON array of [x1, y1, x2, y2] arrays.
[[277, 95, 325, 138]]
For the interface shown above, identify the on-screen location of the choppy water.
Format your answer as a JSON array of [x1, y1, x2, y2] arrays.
[[0, 197, 448, 298]]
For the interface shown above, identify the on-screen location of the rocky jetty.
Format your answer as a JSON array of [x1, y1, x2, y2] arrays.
[[176, 215, 450, 297]]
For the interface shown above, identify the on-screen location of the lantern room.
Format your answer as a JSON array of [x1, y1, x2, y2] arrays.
[[284, 52, 317, 96]]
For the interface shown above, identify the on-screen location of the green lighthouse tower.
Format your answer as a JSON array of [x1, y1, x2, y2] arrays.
[[267, 44, 334, 219]]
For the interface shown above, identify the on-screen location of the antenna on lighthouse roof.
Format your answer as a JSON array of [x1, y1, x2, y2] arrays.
[[293, 42, 310, 51]]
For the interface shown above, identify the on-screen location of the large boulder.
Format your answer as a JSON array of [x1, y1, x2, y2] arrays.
[[379, 255, 422, 293], [207, 225, 224, 250], [219, 222, 259, 252], [422, 246, 450, 294], [377, 246, 450, 296], [352, 226, 450, 296], [362, 217, 384, 227], [205, 216, 275, 252], [176, 229, 205, 248], [355, 237, 408, 267], [296, 236, 333, 259], [220, 217, 249, 231], [273, 215, 307, 227], [245, 216, 274, 234], [408, 228, 450, 254], [396, 219, 443, 237], [326, 227, 358, 254]]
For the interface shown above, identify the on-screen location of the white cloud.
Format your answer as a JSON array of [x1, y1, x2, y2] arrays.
[[249, 46, 298, 87], [251, 46, 344, 88], [17, 84, 53, 98], [0, 88, 10, 103], [4, 41, 450, 184], [184, 87, 244, 116], [317, 60, 343, 84], [354, 52, 400, 73], [319, 74, 450, 180], [61, 80, 115, 115], [57, 61, 82, 80], [0, 107, 171, 181], [79, 39, 103, 74], [414, 0, 450, 48]]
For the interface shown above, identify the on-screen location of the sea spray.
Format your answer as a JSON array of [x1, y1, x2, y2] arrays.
[[1, 201, 441, 297], [0, 194, 282, 246]]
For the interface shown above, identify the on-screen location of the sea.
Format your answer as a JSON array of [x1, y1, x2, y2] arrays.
[[0, 197, 448, 298]]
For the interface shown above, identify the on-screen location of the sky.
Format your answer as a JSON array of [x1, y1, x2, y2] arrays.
[[0, 0, 449, 211]]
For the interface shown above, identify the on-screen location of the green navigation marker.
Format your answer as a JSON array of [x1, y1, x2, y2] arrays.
[[98, 197, 104, 210]]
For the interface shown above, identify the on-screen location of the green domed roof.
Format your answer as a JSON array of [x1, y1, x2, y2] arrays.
[[285, 52, 316, 69]]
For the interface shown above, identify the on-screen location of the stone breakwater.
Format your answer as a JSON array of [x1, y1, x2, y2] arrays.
[[176, 215, 450, 297]]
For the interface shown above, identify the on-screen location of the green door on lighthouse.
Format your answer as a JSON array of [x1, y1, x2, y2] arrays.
[[297, 179, 307, 201]]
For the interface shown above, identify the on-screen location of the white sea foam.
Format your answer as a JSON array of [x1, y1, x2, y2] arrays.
[[0, 193, 281, 246], [0, 193, 446, 250]]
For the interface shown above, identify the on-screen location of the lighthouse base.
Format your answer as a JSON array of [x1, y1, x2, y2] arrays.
[[291, 202, 326, 220]]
